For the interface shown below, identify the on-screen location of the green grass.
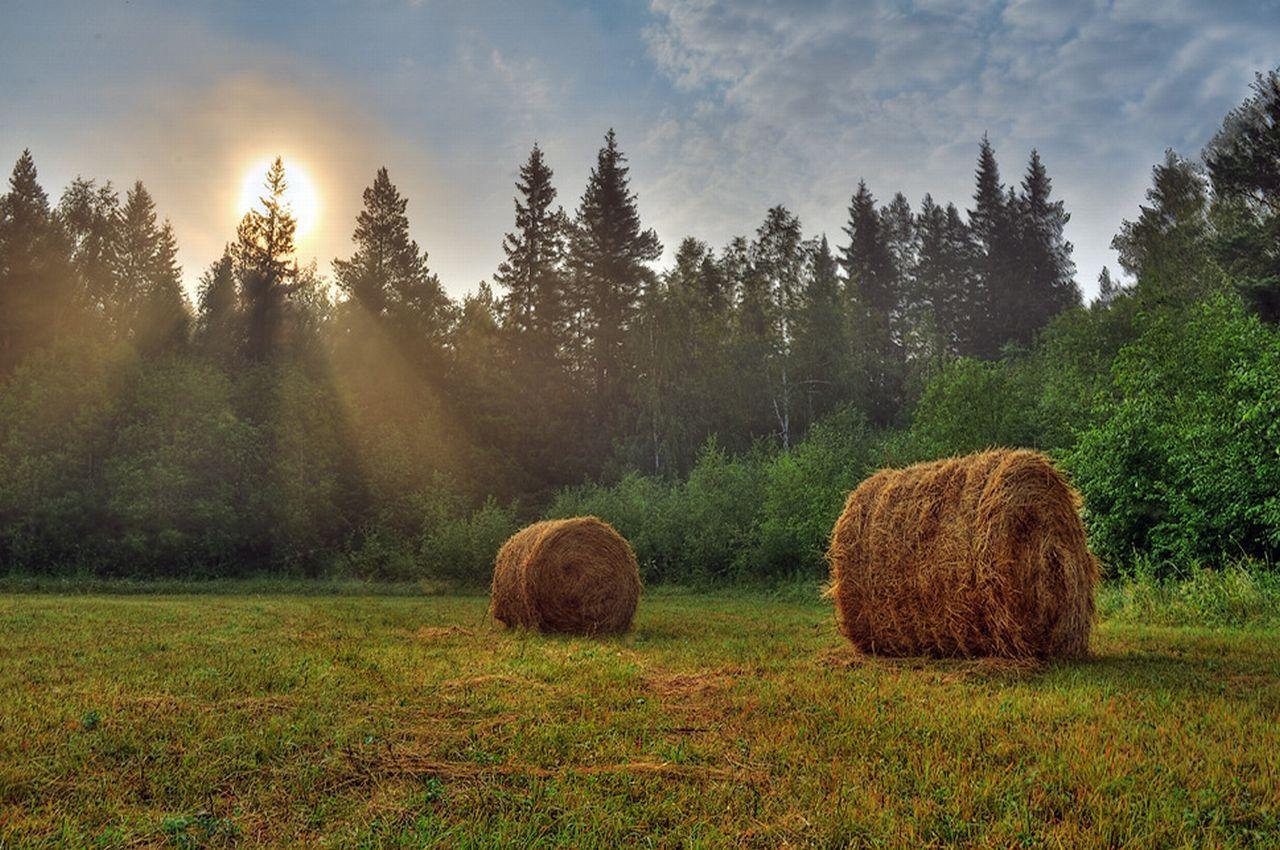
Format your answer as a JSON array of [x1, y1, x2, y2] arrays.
[[1, 590, 1278, 848]]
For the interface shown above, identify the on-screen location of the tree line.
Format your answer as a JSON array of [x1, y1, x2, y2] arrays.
[[2, 69, 1279, 578]]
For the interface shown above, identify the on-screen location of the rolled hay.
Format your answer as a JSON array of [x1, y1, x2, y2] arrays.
[[490, 516, 641, 635], [826, 449, 1098, 658]]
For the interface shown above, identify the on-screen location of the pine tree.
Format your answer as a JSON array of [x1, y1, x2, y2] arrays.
[[567, 129, 661, 420], [1015, 149, 1079, 341], [880, 191, 917, 340], [334, 167, 450, 361], [750, 205, 807, 447], [0, 150, 74, 376], [196, 249, 239, 362], [967, 135, 1012, 358], [494, 145, 569, 361], [133, 220, 191, 354], [1205, 69, 1280, 321], [841, 181, 901, 425], [112, 181, 163, 340], [792, 235, 846, 425], [1096, 266, 1121, 307], [235, 157, 298, 362], [841, 181, 896, 327]]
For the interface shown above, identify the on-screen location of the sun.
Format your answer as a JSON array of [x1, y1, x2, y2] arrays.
[[237, 156, 320, 243]]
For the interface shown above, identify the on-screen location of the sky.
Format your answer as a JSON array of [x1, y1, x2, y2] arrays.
[[2, 1, 1278, 302]]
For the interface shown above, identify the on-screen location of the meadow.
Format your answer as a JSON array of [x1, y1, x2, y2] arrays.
[[1, 586, 1278, 848]]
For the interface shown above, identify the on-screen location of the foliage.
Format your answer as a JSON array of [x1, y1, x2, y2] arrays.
[[1067, 295, 1280, 571]]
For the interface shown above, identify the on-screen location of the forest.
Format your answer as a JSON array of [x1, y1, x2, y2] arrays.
[[2, 70, 1279, 585]]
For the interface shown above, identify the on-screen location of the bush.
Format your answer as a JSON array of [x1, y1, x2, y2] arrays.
[[1067, 295, 1280, 572], [887, 356, 1038, 465], [751, 407, 877, 578]]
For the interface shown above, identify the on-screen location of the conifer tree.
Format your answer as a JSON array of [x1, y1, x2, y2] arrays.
[[1015, 149, 1079, 341], [334, 167, 450, 359], [195, 250, 240, 363], [842, 181, 896, 327], [1096, 266, 1121, 307], [567, 130, 661, 420], [133, 219, 191, 354], [967, 135, 1013, 357], [494, 144, 569, 360], [792, 235, 846, 424], [235, 157, 298, 362], [0, 150, 73, 376]]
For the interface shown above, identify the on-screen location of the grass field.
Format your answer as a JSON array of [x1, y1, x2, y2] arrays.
[[1, 589, 1278, 848]]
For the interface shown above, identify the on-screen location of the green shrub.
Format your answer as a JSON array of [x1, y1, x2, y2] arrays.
[[1067, 295, 1280, 572]]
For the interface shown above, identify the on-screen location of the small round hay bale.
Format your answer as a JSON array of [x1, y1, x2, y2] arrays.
[[826, 449, 1097, 658], [490, 516, 641, 635]]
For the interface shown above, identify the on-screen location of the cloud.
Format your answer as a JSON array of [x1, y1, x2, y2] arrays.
[[640, 0, 1280, 297]]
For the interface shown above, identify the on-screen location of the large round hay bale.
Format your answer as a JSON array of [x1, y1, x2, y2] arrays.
[[490, 516, 641, 635], [826, 449, 1097, 658]]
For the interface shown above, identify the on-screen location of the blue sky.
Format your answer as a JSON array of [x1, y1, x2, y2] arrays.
[[3, 1, 1278, 300]]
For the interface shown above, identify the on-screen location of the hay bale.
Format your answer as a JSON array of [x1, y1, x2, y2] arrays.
[[490, 516, 641, 635], [826, 449, 1097, 658]]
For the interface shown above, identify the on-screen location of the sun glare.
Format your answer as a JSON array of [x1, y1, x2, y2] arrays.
[[237, 156, 321, 243]]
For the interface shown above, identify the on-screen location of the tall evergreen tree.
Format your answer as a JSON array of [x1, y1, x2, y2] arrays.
[[841, 181, 902, 424], [567, 130, 661, 422], [841, 181, 897, 327], [966, 136, 1012, 357], [1096, 266, 1122, 307], [334, 167, 450, 361], [791, 235, 847, 425], [196, 249, 239, 362], [494, 144, 569, 360], [0, 150, 73, 377], [912, 194, 976, 359], [133, 219, 191, 354], [1014, 150, 1079, 341], [235, 157, 298, 362], [750, 205, 807, 447]]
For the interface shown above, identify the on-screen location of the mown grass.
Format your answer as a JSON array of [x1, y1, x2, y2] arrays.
[[0, 588, 1277, 848]]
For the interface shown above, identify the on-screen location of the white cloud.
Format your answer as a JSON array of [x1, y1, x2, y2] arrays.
[[640, 0, 1280, 297]]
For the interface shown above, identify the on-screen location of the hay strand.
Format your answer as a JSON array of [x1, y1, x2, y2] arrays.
[[826, 449, 1097, 658], [490, 516, 641, 635]]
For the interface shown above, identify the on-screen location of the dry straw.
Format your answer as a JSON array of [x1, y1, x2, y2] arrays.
[[826, 449, 1098, 658], [490, 516, 641, 635]]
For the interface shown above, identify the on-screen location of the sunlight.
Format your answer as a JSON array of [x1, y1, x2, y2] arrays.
[[237, 155, 321, 243]]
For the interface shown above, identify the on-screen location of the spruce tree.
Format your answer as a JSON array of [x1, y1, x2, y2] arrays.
[[1096, 266, 1121, 307], [113, 181, 162, 340], [841, 181, 905, 424], [0, 150, 74, 376], [1016, 149, 1079, 341], [195, 250, 240, 363], [133, 219, 191, 354], [494, 144, 569, 360], [567, 129, 661, 419], [841, 181, 897, 327], [235, 157, 298, 362], [334, 167, 449, 358], [792, 235, 846, 425], [967, 135, 1011, 357]]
